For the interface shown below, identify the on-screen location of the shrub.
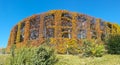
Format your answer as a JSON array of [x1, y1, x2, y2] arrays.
[[49, 38, 80, 55], [9, 45, 57, 65], [57, 44, 67, 54], [10, 47, 34, 65], [56, 39, 80, 55], [1, 48, 6, 54], [67, 47, 79, 55], [33, 45, 57, 65], [106, 34, 120, 54], [81, 40, 106, 57], [65, 39, 80, 55]]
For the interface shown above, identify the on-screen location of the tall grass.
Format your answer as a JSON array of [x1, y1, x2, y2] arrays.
[[0, 54, 10, 65], [0, 54, 120, 65], [55, 54, 120, 65]]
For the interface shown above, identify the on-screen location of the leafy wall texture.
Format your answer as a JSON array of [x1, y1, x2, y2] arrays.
[[6, 10, 120, 51]]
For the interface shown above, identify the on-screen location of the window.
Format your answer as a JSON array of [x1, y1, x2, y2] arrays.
[[77, 15, 87, 22], [91, 31, 97, 39], [20, 22, 25, 42], [62, 13, 72, 19], [100, 21, 105, 31], [44, 14, 54, 26], [61, 13, 72, 27], [46, 28, 54, 38], [62, 28, 72, 38], [14, 25, 18, 44], [30, 15, 40, 40], [76, 15, 87, 30], [62, 33, 69, 38], [77, 29, 86, 39], [101, 33, 105, 41], [61, 20, 72, 26], [90, 18, 96, 30]]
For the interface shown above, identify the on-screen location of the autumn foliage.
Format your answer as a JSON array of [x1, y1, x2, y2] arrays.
[[6, 10, 120, 52]]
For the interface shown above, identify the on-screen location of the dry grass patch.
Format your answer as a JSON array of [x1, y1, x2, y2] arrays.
[[55, 54, 120, 65]]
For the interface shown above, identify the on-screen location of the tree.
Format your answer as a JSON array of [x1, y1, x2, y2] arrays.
[[106, 34, 120, 54]]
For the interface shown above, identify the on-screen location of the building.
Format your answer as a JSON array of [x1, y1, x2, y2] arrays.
[[6, 10, 120, 51]]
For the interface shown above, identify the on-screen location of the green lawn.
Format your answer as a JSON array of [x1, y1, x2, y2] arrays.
[[0, 54, 120, 65], [55, 54, 120, 65]]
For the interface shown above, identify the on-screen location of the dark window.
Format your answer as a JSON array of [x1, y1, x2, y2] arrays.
[[30, 15, 40, 40], [91, 31, 97, 39], [77, 15, 87, 22], [20, 22, 25, 42], [90, 18, 96, 30], [44, 14, 55, 26], [100, 21, 105, 31], [14, 25, 18, 44], [46, 28, 54, 38], [62, 33, 69, 38], [62, 13, 72, 19], [62, 28, 72, 38], [61, 13, 72, 27], [77, 29, 86, 39], [44, 14, 55, 38]]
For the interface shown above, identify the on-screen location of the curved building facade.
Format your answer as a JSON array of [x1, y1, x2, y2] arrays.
[[7, 10, 120, 51]]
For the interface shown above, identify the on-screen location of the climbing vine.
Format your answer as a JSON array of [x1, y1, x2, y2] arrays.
[[7, 10, 120, 51]]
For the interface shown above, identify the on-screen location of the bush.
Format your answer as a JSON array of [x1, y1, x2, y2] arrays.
[[56, 39, 80, 55], [9, 45, 57, 65], [65, 39, 80, 55], [52, 39, 80, 55], [1, 48, 6, 54], [57, 44, 67, 54], [10, 47, 34, 65], [67, 47, 79, 55], [106, 34, 120, 54], [81, 40, 106, 57], [33, 45, 57, 65]]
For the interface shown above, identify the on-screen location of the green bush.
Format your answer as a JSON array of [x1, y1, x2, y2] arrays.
[[33, 46, 57, 65], [106, 34, 120, 54], [10, 47, 34, 65], [67, 47, 79, 55], [81, 40, 106, 57], [1, 48, 6, 54], [9, 45, 57, 65]]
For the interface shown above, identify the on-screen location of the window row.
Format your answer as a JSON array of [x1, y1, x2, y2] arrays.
[[13, 14, 107, 43]]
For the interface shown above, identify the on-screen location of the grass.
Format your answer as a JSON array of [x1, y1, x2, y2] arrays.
[[0, 54, 120, 65], [0, 54, 10, 65], [55, 54, 120, 65]]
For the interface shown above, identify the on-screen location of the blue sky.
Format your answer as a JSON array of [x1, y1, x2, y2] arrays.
[[0, 0, 120, 48]]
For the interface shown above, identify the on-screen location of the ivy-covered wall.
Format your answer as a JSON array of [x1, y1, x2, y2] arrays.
[[6, 10, 120, 51]]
